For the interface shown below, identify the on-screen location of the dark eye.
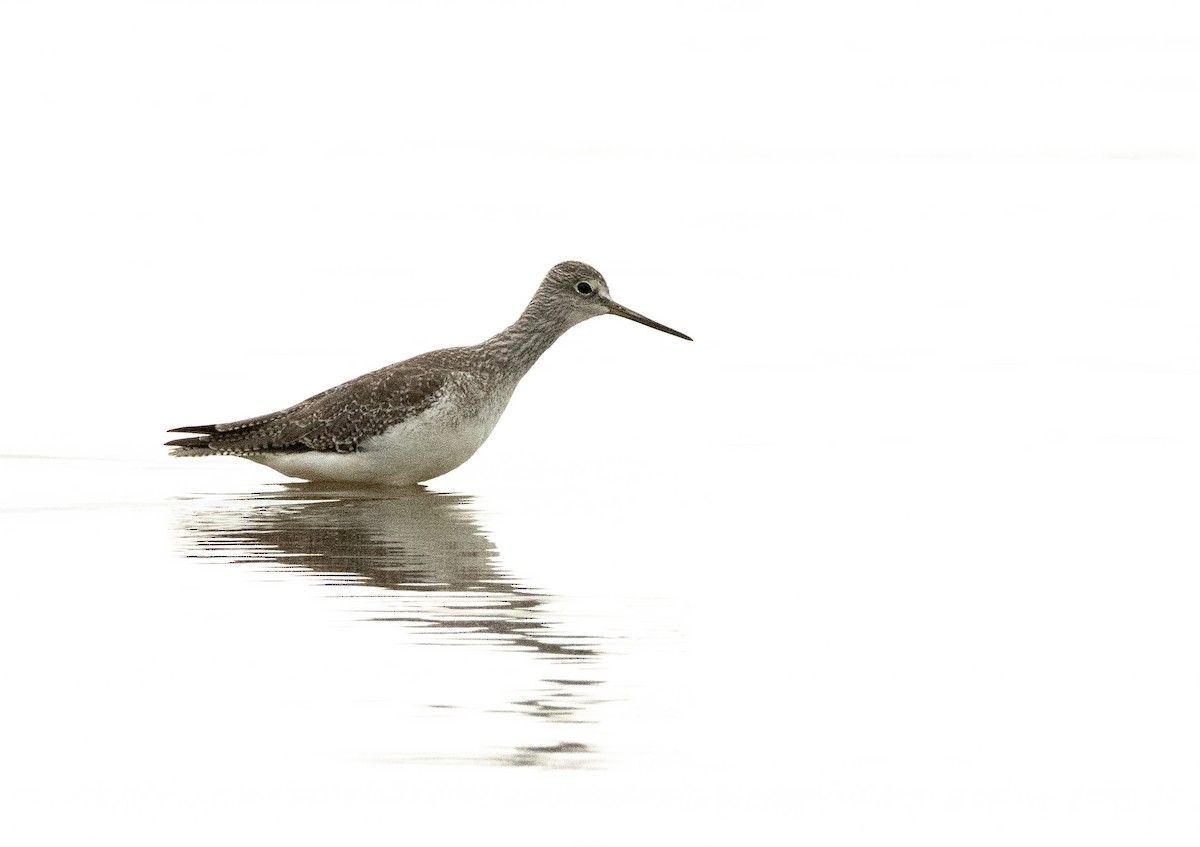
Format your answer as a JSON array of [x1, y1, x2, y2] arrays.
[[576, 281, 593, 295]]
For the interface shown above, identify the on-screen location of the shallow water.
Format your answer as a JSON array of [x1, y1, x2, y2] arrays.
[[1, 456, 705, 840], [173, 484, 616, 767], [4, 1, 1200, 841], [6, 410, 1200, 844]]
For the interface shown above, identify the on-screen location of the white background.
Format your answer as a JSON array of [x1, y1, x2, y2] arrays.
[[2, 1, 1199, 844]]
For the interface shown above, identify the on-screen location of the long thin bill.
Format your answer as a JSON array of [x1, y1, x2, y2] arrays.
[[605, 301, 693, 341]]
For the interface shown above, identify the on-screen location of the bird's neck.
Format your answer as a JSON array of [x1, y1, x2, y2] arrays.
[[482, 299, 582, 379]]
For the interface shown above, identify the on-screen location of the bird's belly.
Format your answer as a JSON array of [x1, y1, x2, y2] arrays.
[[251, 401, 507, 486]]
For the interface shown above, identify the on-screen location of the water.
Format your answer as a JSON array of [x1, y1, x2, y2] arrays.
[[4, 1, 1200, 843], [5, 405, 1200, 843], [2, 457, 710, 841], [173, 485, 632, 767]]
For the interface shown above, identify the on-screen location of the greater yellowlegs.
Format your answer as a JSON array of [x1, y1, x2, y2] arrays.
[[166, 261, 691, 485]]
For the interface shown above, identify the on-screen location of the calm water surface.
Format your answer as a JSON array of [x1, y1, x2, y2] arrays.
[[4, 0, 1199, 840], [3, 455, 708, 842], [173, 484, 615, 767], [4, 384, 1200, 846], [6, 249, 1192, 839]]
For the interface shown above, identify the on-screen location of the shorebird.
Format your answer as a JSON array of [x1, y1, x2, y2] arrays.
[[166, 261, 691, 485]]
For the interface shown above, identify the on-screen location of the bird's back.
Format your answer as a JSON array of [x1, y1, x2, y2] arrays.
[[166, 346, 484, 457]]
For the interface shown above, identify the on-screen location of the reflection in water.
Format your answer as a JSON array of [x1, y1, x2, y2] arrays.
[[172, 484, 601, 767]]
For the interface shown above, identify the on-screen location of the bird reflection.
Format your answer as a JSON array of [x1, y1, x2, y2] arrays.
[[172, 483, 601, 765]]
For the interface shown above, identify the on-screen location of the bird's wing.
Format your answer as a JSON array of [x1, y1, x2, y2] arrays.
[[166, 359, 449, 456], [266, 365, 448, 452]]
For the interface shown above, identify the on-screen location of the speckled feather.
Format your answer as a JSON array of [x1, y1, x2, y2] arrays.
[[166, 261, 691, 484], [166, 348, 483, 455]]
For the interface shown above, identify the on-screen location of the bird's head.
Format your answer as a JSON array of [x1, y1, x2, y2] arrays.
[[535, 260, 693, 341]]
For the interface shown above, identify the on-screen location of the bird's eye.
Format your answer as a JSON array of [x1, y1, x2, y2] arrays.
[[576, 281, 594, 296]]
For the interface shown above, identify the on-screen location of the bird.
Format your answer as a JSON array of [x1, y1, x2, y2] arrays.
[[166, 261, 692, 486]]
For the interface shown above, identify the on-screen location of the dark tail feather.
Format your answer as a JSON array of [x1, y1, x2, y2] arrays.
[[165, 434, 217, 456], [166, 421, 303, 456], [168, 424, 220, 435], [167, 408, 299, 456], [165, 434, 211, 448]]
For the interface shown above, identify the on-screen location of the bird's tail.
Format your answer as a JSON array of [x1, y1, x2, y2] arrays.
[[164, 431, 218, 456], [165, 409, 299, 456]]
